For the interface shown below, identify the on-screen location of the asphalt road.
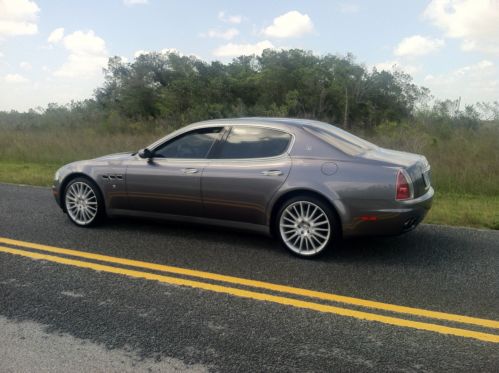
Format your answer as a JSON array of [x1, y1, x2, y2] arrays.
[[0, 183, 498, 372]]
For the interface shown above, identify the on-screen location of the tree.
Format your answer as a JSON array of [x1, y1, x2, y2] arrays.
[[92, 49, 431, 130]]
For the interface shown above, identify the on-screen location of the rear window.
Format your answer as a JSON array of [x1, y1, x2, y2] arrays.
[[304, 123, 377, 156]]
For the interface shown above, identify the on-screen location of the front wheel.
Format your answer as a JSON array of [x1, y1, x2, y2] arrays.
[[64, 177, 104, 227], [277, 196, 338, 257]]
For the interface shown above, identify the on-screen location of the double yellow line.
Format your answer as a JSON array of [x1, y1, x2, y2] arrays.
[[0, 236, 498, 343]]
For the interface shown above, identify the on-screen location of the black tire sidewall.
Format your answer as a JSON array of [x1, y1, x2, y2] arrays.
[[64, 177, 104, 227], [276, 195, 338, 258]]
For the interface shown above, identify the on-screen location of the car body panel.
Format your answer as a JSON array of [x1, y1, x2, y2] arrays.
[[53, 117, 434, 239], [202, 155, 292, 225], [124, 157, 207, 216]]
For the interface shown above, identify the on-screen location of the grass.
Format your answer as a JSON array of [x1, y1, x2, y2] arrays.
[[0, 124, 498, 230], [0, 127, 161, 165], [426, 193, 499, 230], [0, 161, 59, 186]]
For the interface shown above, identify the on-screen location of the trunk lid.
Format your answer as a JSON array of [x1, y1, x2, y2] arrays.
[[360, 147, 431, 198], [360, 147, 424, 167]]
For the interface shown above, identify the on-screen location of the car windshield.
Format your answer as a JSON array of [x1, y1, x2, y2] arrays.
[[304, 122, 377, 155]]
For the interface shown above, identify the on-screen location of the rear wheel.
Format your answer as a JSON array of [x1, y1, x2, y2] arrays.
[[277, 196, 337, 257], [64, 177, 104, 227]]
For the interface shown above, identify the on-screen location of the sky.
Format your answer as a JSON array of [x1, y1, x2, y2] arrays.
[[0, 0, 498, 111]]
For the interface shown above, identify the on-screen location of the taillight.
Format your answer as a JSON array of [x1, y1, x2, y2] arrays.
[[396, 170, 412, 200]]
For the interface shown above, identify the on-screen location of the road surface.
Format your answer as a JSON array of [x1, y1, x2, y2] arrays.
[[0, 183, 498, 372]]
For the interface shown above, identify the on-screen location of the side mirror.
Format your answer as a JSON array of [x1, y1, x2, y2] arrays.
[[138, 148, 153, 159]]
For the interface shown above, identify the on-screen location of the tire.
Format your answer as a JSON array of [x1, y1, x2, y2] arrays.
[[64, 177, 105, 227], [276, 195, 338, 258]]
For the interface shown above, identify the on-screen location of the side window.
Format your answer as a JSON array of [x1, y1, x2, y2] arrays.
[[154, 127, 222, 159], [216, 126, 292, 159]]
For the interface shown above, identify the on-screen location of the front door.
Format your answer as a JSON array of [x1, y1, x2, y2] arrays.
[[125, 158, 207, 216], [125, 127, 223, 217]]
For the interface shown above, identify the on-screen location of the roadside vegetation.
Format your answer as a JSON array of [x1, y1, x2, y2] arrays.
[[0, 49, 497, 229]]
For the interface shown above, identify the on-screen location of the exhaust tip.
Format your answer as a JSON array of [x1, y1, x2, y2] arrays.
[[403, 217, 418, 231]]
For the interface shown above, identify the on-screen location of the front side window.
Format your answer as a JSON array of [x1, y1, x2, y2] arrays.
[[215, 126, 292, 159], [154, 127, 222, 159]]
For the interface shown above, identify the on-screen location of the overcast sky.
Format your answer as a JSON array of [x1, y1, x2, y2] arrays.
[[0, 0, 498, 111]]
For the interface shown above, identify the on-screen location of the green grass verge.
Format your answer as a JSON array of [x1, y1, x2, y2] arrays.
[[426, 193, 499, 230], [1, 161, 497, 230], [0, 161, 59, 187]]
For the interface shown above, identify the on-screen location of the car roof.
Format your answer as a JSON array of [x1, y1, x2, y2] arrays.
[[188, 117, 329, 131]]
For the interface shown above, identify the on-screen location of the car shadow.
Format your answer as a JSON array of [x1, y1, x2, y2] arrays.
[[320, 226, 468, 267], [98, 216, 461, 267]]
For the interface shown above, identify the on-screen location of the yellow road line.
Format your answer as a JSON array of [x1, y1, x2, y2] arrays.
[[0, 245, 498, 343], [1, 236, 498, 329]]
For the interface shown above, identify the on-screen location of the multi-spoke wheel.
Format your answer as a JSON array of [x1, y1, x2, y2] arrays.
[[64, 178, 103, 227], [277, 196, 337, 257]]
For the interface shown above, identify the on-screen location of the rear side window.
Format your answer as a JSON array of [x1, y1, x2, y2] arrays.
[[304, 124, 377, 156], [216, 126, 291, 159], [154, 127, 222, 159]]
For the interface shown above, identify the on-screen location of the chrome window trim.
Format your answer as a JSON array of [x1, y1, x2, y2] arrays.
[[144, 123, 295, 163]]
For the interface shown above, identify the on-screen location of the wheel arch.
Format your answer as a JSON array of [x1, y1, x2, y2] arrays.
[[269, 189, 343, 238], [59, 172, 103, 212]]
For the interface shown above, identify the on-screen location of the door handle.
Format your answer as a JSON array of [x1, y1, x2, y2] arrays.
[[181, 168, 199, 174], [261, 170, 283, 176]]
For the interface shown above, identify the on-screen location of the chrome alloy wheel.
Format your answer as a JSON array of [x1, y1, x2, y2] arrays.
[[279, 201, 331, 256], [65, 181, 98, 225]]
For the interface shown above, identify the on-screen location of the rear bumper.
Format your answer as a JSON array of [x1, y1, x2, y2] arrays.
[[342, 187, 434, 238]]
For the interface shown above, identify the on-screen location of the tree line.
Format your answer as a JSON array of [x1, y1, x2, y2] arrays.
[[95, 49, 429, 129], [1, 49, 498, 131]]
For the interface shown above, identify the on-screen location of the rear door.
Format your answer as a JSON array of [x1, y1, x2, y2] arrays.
[[202, 126, 292, 225]]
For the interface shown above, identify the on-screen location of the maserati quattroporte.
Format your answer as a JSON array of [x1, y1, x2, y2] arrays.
[[53, 118, 434, 257]]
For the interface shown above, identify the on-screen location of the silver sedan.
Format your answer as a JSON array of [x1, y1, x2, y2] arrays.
[[53, 118, 434, 257]]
